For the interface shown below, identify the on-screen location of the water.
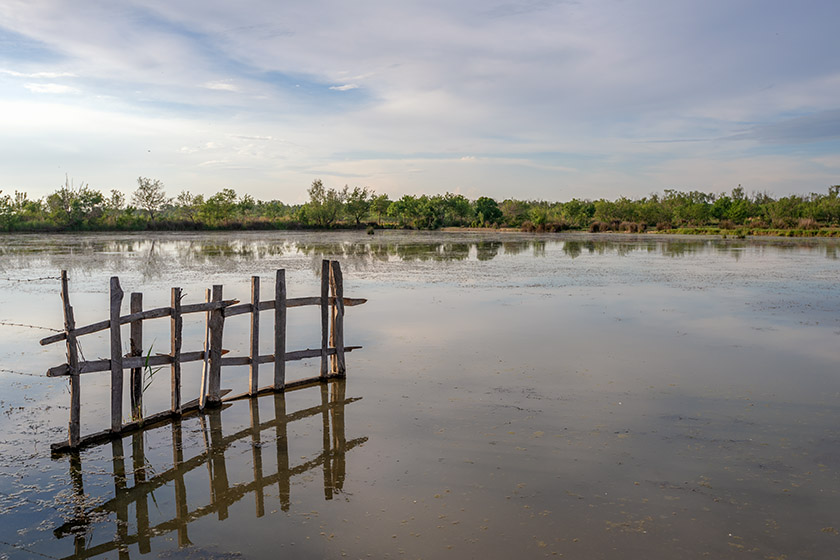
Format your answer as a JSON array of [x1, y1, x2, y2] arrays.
[[1, 231, 839, 559]]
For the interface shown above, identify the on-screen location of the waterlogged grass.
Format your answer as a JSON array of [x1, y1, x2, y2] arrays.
[[662, 227, 840, 238]]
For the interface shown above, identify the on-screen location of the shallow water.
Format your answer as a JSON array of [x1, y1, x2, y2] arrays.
[[1, 230, 839, 559]]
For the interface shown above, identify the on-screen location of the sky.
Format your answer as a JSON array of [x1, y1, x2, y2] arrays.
[[1, 0, 839, 204]]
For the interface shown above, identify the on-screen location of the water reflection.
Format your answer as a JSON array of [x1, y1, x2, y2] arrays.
[[1, 232, 838, 282], [52, 380, 364, 560]]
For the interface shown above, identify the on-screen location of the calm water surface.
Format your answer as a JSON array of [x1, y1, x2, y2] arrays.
[[1, 231, 839, 559]]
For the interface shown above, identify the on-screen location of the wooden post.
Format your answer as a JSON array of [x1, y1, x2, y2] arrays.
[[208, 410, 229, 520], [199, 288, 211, 410], [111, 439, 130, 560], [274, 270, 286, 390], [274, 392, 290, 511], [171, 420, 190, 547], [207, 285, 224, 405], [320, 382, 333, 500], [69, 451, 86, 556], [129, 292, 143, 420], [60, 271, 81, 448], [249, 399, 265, 517], [320, 260, 330, 378], [170, 287, 183, 413], [330, 261, 346, 375], [331, 380, 347, 492], [132, 432, 151, 554], [110, 277, 124, 433], [249, 276, 260, 396]]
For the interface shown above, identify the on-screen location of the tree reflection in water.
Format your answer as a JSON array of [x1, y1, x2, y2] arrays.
[[52, 379, 364, 560]]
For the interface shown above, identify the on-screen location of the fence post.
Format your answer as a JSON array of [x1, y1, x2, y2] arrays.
[[171, 420, 189, 547], [111, 439, 129, 556], [132, 432, 151, 554], [200, 289, 211, 410], [330, 261, 345, 375], [320, 260, 329, 378], [320, 382, 333, 499], [207, 285, 224, 405], [274, 392, 290, 511], [249, 276, 260, 395], [274, 270, 286, 390], [170, 287, 183, 413], [130, 292, 143, 420], [250, 399, 265, 517], [60, 271, 81, 448], [110, 277, 124, 433]]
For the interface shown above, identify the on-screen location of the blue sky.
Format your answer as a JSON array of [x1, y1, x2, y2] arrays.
[[1, 0, 839, 203]]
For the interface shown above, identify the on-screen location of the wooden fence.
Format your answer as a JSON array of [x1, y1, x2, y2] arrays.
[[40, 260, 365, 453], [52, 379, 364, 560]]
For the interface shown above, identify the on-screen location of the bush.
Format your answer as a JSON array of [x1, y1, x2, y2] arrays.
[[798, 218, 819, 230]]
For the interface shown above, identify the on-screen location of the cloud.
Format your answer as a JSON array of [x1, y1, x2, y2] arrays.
[[329, 84, 359, 91], [203, 80, 239, 92], [1, 69, 75, 78], [1, 1, 839, 200], [24, 83, 79, 94], [728, 110, 840, 144]]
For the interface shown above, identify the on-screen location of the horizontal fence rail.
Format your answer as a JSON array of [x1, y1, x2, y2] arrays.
[[52, 380, 363, 560], [41, 260, 365, 453]]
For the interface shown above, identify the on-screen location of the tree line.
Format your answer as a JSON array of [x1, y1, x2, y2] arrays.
[[1, 176, 840, 234]]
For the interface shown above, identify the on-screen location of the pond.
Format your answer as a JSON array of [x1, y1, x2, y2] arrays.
[[1, 230, 839, 559]]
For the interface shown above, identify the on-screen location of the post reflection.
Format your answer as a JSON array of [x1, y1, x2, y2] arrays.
[[53, 379, 365, 560]]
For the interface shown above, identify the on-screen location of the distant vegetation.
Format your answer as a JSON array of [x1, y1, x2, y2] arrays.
[[2, 176, 840, 236]]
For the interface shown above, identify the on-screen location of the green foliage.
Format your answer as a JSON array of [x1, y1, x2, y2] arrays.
[[132, 177, 167, 221], [5, 176, 840, 234], [345, 186, 372, 225], [371, 194, 391, 224], [388, 194, 420, 227], [473, 196, 501, 226], [46, 176, 104, 229], [200, 188, 238, 225], [304, 179, 345, 227]]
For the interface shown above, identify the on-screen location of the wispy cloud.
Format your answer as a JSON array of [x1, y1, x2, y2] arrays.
[[203, 80, 239, 92], [329, 84, 359, 91], [0, 1, 838, 200], [728, 110, 840, 144], [24, 83, 79, 94], [1, 69, 76, 78]]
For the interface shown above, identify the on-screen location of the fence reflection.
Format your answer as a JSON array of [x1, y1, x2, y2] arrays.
[[53, 379, 365, 559]]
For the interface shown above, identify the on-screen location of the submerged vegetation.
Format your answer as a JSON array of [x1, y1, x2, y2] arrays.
[[2, 176, 840, 236]]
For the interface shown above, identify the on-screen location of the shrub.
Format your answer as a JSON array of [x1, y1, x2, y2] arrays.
[[798, 218, 819, 230]]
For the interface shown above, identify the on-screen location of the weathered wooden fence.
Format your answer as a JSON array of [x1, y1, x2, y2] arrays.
[[40, 260, 365, 453], [52, 380, 364, 560]]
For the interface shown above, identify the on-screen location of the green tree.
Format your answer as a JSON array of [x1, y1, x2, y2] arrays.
[[175, 191, 203, 223], [305, 179, 345, 227], [473, 196, 502, 226], [200, 188, 238, 225], [441, 193, 472, 226], [103, 189, 125, 226], [388, 195, 420, 227], [500, 199, 529, 227], [46, 177, 104, 229], [132, 177, 167, 221], [345, 186, 372, 225], [0, 191, 13, 231], [371, 194, 391, 224]]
